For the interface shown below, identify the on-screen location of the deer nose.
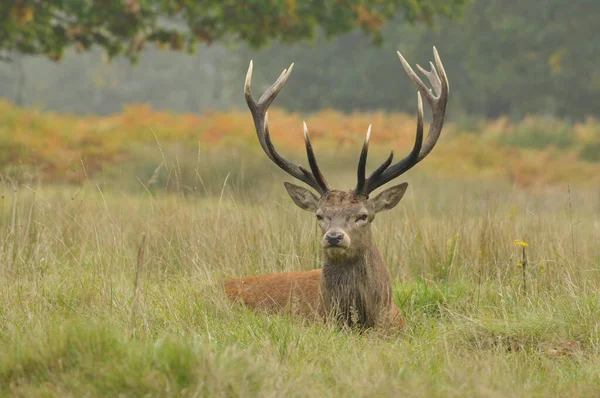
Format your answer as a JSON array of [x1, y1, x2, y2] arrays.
[[326, 231, 344, 246]]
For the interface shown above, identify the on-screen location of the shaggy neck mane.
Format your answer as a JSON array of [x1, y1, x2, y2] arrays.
[[320, 230, 392, 328]]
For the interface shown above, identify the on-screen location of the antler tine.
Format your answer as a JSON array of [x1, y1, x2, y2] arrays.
[[419, 46, 449, 161], [355, 124, 372, 195], [366, 150, 394, 185], [433, 46, 449, 94], [356, 47, 449, 196], [245, 61, 294, 160], [397, 51, 434, 107], [304, 122, 330, 193], [362, 93, 424, 194], [245, 60, 294, 110], [244, 60, 329, 195], [263, 115, 329, 192], [417, 61, 442, 97], [258, 66, 293, 107]]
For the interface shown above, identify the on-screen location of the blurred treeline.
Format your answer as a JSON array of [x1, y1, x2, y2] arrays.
[[0, 0, 598, 121]]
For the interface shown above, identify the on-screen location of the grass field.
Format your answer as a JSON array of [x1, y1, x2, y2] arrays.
[[1, 139, 600, 396]]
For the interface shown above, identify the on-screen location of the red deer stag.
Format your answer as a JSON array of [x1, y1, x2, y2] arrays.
[[223, 48, 449, 329]]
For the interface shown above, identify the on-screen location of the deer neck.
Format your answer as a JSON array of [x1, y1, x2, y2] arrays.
[[320, 231, 393, 328]]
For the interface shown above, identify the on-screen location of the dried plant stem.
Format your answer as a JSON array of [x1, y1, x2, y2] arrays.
[[567, 183, 576, 259], [130, 233, 146, 333], [522, 245, 528, 296]]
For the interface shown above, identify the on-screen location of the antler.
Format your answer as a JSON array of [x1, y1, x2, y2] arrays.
[[355, 47, 449, 197], [245, 61, 330, 195]]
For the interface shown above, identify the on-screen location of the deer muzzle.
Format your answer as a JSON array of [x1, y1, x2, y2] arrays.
[[322, 228, 350, 250]]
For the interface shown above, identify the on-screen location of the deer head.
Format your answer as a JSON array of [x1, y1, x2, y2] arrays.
[[244, 48, 449, 260]]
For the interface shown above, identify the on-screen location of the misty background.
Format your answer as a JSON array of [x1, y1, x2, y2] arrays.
[[1, 0, 597, 122]]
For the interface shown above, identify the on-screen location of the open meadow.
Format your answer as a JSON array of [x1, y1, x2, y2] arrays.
[[1, 104, 600, 396]]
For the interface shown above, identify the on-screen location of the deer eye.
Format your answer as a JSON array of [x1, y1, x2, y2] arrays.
[[316, 214, 324, 221], [356, 214, 368, 223]]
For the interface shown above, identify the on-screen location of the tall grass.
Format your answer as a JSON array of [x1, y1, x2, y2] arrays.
[[1, 147, 600, 396]]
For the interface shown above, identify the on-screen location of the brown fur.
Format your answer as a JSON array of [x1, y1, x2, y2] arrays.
[[222, 187, 407, 330], [223, 269, 323, 320]]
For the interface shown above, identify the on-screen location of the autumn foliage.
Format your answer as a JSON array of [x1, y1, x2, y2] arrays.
[[1, 99, 600, 188]]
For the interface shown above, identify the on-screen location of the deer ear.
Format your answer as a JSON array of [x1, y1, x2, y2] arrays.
[[284, 182, 320, 212], [371, 183, 408, 213]]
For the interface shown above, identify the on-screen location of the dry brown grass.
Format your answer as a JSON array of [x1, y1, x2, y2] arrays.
[[1, 147, 599, 396]]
